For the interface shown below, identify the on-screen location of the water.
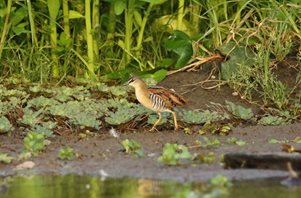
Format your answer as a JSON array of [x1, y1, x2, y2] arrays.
[[0, 175, 301, 198]]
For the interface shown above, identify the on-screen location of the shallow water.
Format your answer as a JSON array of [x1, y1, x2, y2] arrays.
[[0, 175, 301, 198]]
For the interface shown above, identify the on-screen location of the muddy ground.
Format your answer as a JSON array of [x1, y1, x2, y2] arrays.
[[1, 70, 301, 182]]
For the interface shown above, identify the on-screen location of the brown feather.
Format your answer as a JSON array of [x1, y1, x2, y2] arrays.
[[148, 86, 186, 109]]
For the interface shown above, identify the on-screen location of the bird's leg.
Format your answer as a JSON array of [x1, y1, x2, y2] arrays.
[[171, 111, 178, 130], [150, 112, 162, 132]]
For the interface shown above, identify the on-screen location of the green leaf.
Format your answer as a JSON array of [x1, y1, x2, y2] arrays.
[[293, 137, 301, 143], [0, 116, 14, 133], [140, 0, 167, 5], [0, 153, 14, 164], [182, 110, 227, 124], [23, 131, 50, 155], [105, 105, 147, 125], [133, 10, 142, 26], [114, 0, 126, 15], [227, 137, 246, 146], [147, 113, 167, 125], [12, 22, 30, 35], [152, 69, 167, 82], [47, 0, 61, 20], [58, 147, 74, 160], [219, 42, 255, 80], [201, 137, 221, 148], [69, 10, 84, 19], [58, 32, 72, 46], [268, 138, 286, 144], [210, 175, 232, 188], [11, 7, 28, 25], [258, 115, 287, 126], [225, 101, 253, 120], [164, 30, 193, 69], [121, 139, 144, 157], [197, 152, 216, 164], [158, 143, 192, 165], [20, 108, 44, 126]]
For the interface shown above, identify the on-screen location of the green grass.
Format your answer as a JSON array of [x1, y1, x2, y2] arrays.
[[0, 0, 299, 84]]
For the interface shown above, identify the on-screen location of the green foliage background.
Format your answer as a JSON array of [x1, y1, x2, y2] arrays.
[[0, 0, 300, 82]]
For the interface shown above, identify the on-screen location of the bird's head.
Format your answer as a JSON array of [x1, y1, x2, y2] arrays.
[[125, 76, 145, 88]]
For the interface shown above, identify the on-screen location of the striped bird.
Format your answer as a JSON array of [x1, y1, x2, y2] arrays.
[[126, 76, 186, 131]]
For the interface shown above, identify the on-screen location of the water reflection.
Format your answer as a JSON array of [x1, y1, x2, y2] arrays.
[[0, 175, 300, 198]]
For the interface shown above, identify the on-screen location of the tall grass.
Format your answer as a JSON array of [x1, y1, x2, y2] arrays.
[[0, 0, 299, 82]]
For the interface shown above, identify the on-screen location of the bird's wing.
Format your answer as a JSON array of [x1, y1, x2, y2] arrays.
[[148, 86, 186, 108]]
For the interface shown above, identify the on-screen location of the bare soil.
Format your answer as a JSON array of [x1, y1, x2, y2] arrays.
[[1, 67, 301, 182]]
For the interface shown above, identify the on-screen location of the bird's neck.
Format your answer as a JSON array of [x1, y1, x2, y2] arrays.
[[134, 83, 148, 98]]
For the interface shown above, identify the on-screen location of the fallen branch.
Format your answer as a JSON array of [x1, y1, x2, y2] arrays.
[[167, 54, 225, 76]]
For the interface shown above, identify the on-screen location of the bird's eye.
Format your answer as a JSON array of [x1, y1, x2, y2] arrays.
[[127, 77, 135, 84]]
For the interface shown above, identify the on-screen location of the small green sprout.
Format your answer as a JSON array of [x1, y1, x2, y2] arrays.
[[268, 138, 288, 144], [0, 116, 14, 133], [184, 127, 193, 135], [0, 153, 14, 164], [121, 139, 144, 157], [159, 143, 192, 165], [201, 137, 221, 148], [210, 175, 232, 188], [58, 147, 74, 160], [199, 122, 232, 135], [195, 152, 216, 164], [227, 137, 247, 146], [293, 137, 301, 143], [23, 131, 51, 155]]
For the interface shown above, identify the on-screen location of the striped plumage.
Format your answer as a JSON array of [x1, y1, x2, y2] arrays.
[[126, 76, 186, 131]]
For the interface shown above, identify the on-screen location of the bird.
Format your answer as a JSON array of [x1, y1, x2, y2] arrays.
[[126, 76, 186, 131]]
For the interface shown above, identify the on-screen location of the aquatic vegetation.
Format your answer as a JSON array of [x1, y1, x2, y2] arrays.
[[181, 110, 228, 124], [199, 122, 232, 135], [105, 105, 147, 126], [258, 114, 290, 126], [225, 101, 254, 120], [159, 143, 192, 165], [226, 137, 247, 146], [194, 152, 216, 164], [23, 131, 51, 156], [210, 175, 232, 188], [0, 79, 299, 138], [58, 147, 74, 160], [0, 116, 14, 133], [0, 153, 14, 164], [198, 137, 221, 148], [268, 138, 288, 144], [121, 139, 144, 157]]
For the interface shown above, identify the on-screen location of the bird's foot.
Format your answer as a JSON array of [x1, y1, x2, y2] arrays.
[[149, 127, 158, 132]]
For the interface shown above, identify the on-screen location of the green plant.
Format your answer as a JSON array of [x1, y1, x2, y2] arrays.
[[158, 143, 192, 165], [225, 101, 254, 120], [199, 122, 231, 136], [226, 137, 246, 146], [0, 116, 14, 133], [198, 137, 221, 148], [181, 110, 228, 124], [210, 175, 232, 188], [58, 147, 74, 160], [258, 115, 289, 126], [195, 152, 216, 164], [0, 153, 14, 164], [121, 139, 144, 157], [293, 137, 301, 143], [268, 138, 288, 144], [23, 131, 50, 155], [164, 30, 193, 69]]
